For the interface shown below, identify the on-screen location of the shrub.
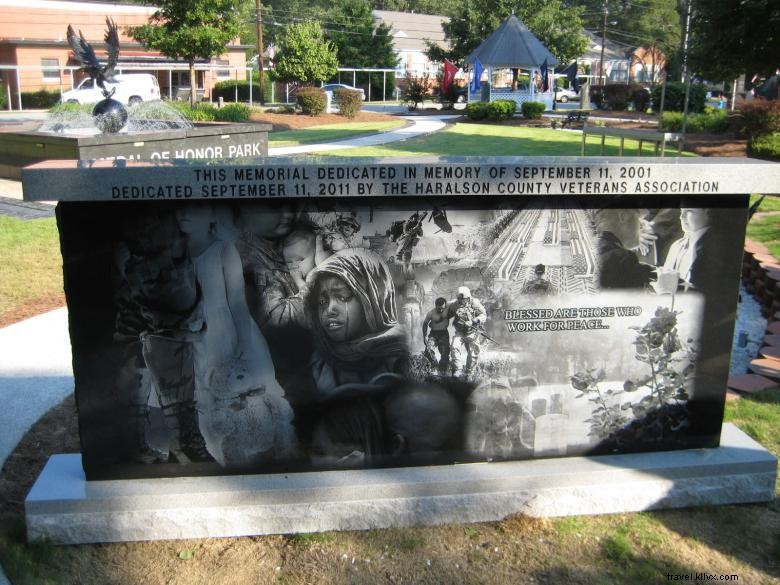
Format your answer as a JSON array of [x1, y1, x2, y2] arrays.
[[602, 84, 631, 110], [661, 108, 729, 133], [21, 89, 60, 109], [213, 80, 261, 103], [0, 87, 6, 110], [465, 101, 488, 120], [405, 74, 432, 110], [651, 81, 707, 113], [166, 100, 217, 121], [589, 85, 604, 109], [214, 103, 252, 122], [732, 99, 780, 138], [296, 87, 327, 116], [521, 101, 546, 119], [631, 85, 651, 112], [334, 88, 362, 118], [748, 132, 780, 161], [487, 99, 517, 120]]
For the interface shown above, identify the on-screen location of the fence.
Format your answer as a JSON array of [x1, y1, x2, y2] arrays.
[[0, 64, 397, 111]]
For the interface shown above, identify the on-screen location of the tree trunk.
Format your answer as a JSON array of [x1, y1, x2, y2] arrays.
[[511, 68, 518, 92], [189, 59, 197, 108]]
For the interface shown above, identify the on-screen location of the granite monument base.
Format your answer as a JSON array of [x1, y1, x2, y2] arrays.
[[25, 423, 777, 545]]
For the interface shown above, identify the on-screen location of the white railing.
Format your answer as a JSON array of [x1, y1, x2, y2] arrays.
[[0, 64, 396, 111]]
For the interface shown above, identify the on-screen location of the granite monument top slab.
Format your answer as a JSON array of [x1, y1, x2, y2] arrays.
[[22, 156, 780, 202]]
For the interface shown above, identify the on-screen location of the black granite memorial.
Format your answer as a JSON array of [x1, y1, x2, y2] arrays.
[[21, 157, 780, 481]]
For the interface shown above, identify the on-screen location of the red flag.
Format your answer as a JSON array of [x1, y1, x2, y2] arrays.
[[442, 59, 458, 93]]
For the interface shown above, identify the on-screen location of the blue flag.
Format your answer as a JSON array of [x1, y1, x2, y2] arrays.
[[540, 59, 549, 92], [470, 58, 484, 93]]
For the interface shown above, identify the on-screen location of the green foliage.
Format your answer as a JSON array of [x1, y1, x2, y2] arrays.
[[520, 101, 545, 119], [21, 90, 60, 109], [297, 87, 327, 116], [325, 0, 397, 69], [466, 102, 489, 120], [487, 99, 517, 120], [166, 100, 218, 121], [651, 82, 708, 113], [437, 0, 588, 66], [571, 307, 695, 448], [334, 88, 362, 118], [690, 0, 780, 81], [177, 549, 194, 560], [48, 101, 92, 115], [733, 100, 780, 138], [404, 74, 433, 110], [602, 85, 631, 110], [661, 109, 729, 133], [749, 133, 780, 162], [214, 103, 252, 122], [602, 532, 634, 563], [0, 86, 6, 109], [272, 21, 339, 84], [631, 86, 651, 112], [213, 80, 260, 102], [130, 0, 241, 106]]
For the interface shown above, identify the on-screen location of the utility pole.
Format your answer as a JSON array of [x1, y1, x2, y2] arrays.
[[599, 2, 608, 88], [681, 0, 693, 137], [255, 0, 265, 105]]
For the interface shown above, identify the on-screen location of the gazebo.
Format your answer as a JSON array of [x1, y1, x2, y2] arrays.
[[464, 15, 559, 110]]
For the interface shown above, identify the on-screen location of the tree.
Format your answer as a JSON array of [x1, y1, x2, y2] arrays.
[[131, 0, 242, 106], [326, 0, 397, 69], [689, 0, 780, 82], [434, 0, 588, 67], [271, 21, 339, 85], [567, 0, 681, 81]]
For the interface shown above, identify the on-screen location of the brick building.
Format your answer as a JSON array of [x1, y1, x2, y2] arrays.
[[0, 0, 249, 108]]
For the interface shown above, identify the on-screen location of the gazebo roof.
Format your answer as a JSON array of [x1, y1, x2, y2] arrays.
[[464, 15, 559, 69]]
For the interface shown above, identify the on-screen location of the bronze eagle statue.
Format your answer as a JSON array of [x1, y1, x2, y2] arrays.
[[67, 17, 120, 98]]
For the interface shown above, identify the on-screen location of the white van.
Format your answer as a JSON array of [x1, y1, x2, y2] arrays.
[[61, 74, 161, 106]]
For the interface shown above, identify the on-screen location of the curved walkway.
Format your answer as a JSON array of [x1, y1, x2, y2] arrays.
[[269, 114, 457, 156]]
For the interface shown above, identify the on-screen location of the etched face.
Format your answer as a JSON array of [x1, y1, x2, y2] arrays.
[[176, 204, 212, 236], [241, 205, 294, 239], [680, 208, 710, 234], [317, 276, 368, 342], [282, 238, 315, 277]]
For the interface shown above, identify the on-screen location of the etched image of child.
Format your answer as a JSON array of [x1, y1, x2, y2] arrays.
[[175, 202, 297, 468], [305, 248, 409, 398], [281, 228, 317, 293]]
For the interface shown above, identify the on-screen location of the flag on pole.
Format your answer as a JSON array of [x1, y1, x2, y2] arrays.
[[442, 59, 458, 93], [540, 59, 549, 92], [470, 58, 484, 93]]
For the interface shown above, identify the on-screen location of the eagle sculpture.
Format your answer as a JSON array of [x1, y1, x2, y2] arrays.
[[67, 17, 120, 98]]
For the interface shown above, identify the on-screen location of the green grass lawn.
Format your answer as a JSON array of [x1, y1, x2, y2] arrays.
[[268, 120, 405, 147], [0, 216, 62, 318], [327, 123, 697, 157], [747, 195, 780, 257]]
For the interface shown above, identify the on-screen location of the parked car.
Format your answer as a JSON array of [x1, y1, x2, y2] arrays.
[[321, 83, 365, 100], [61, 74, 161, 106], [555, 87, 579, 103]]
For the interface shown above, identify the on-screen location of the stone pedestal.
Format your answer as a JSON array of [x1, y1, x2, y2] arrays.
[[26, 424, 776, 544]]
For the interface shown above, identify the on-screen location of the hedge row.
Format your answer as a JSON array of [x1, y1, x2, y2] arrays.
[[748, 132, 780, 161], [165, 101, 252, 122], [661, 108, 730, 133], [21, 89, 61, 109], [466, 99, 518, 121]]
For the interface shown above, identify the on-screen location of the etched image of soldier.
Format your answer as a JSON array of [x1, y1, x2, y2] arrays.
[[447, 286, 487, 377], [521, 263, 556, 295], [422, 297, 452, 375], [113, 209, 211, 465], [388, 211, 427, 275]]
